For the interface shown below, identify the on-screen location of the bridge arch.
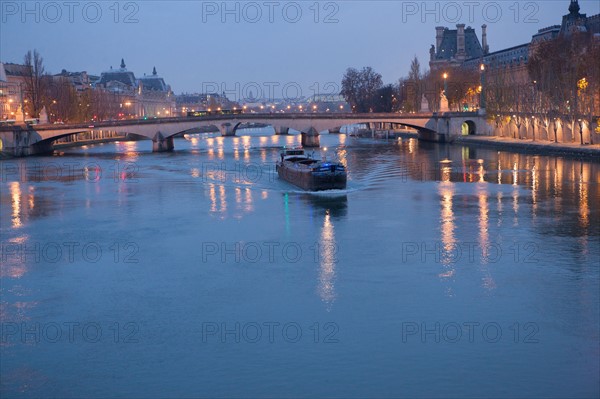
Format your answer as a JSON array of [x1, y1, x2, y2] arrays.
[[33, 129, 141, 150], [461, 120, 477, 135]]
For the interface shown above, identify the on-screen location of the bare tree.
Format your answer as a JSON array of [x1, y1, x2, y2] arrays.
[[529, 32, 599, 144], [341, 67, 383, 113], [404, 56, 422, 112], [23, 50, 46, 118], [45, 76, 79, 122]]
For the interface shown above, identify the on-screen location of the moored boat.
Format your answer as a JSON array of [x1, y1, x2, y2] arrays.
[[276, 148, 346, 191]]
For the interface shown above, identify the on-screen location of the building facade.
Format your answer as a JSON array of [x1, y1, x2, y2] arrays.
[[430, 0, 600, 79], [53, 69, 93, 92], [95, 59, 175, 118], [0, 62, 31, 120]]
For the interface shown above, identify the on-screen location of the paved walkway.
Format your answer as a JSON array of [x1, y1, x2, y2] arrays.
[[454, 135, 600, 157]]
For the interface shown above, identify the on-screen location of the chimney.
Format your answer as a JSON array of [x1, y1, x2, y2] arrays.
[[436, 27, 445, 51], [456, 24, 466, 58], [482, 24, 489, 54]]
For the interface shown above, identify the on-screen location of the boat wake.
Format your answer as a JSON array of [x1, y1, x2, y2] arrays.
[[283, 187, 359, 196]]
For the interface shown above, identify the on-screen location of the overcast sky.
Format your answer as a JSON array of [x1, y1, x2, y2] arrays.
[[2, 0, 598, 100]]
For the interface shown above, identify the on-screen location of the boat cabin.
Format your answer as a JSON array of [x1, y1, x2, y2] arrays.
[[281, 148, 311, 163]]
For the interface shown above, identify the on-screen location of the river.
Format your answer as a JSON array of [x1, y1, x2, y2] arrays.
[[1, 130, 598, 398]]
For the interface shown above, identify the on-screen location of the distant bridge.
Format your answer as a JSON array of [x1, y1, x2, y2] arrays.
[[0, 112, 492, 156]]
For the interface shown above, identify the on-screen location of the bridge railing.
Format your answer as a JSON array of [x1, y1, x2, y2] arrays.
[[0, 112, 480, 132]]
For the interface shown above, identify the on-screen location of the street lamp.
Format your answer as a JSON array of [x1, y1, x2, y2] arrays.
[[443, 72, 448, 97], [480, 63, 486, 110]]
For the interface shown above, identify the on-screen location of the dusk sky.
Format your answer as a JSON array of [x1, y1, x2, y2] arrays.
[[2, 0, 599, 99]]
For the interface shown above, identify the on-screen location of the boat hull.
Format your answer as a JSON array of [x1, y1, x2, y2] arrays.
[[277, 164, 346, 191]]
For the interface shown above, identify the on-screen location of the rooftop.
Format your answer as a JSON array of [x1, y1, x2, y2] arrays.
[[435, 27, 483, 61]]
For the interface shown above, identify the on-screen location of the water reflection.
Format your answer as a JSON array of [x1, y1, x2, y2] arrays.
[[438, 183, 456, 283], [318, 210, 337, 307], [10, 182, 22, 228], [233, 187, 254, 216], [219, 185, 227, 214], [417, 140, 600, 293], [478, 185, 496, 291], [578, 166, 590, 230], [0, 235, 29, 279], [400, 141, 599, 238], [302, 194, 348, 219], [115, 140, 140, 160]]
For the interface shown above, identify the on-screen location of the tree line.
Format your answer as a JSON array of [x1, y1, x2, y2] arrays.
[[340, 57, 480, 114]]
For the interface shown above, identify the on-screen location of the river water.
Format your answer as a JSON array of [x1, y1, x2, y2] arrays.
[[1, 130, 598, 398]]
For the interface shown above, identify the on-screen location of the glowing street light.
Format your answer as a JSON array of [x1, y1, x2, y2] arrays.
[[443, 72, 448, 97], [480, 64, 486, 110]]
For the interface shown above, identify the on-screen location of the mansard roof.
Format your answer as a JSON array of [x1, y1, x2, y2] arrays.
[[139, 75, 168, 91], [98, 70, 137, 87], [435, 27, 483, 60], [2, 62, 32, 77], [97, 58, 137, 87]]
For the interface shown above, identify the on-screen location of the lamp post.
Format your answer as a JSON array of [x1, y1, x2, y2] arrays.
[[443, 73, 448, 97], [479, 63, 486, 111], [51, 99, 57, 122], [577, 78, 588, 145]]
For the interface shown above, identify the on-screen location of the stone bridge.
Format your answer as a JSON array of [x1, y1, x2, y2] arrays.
[[0, 112, 492, 156]]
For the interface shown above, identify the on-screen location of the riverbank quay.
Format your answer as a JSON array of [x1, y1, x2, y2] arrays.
[[454, 135, 600, 159]]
